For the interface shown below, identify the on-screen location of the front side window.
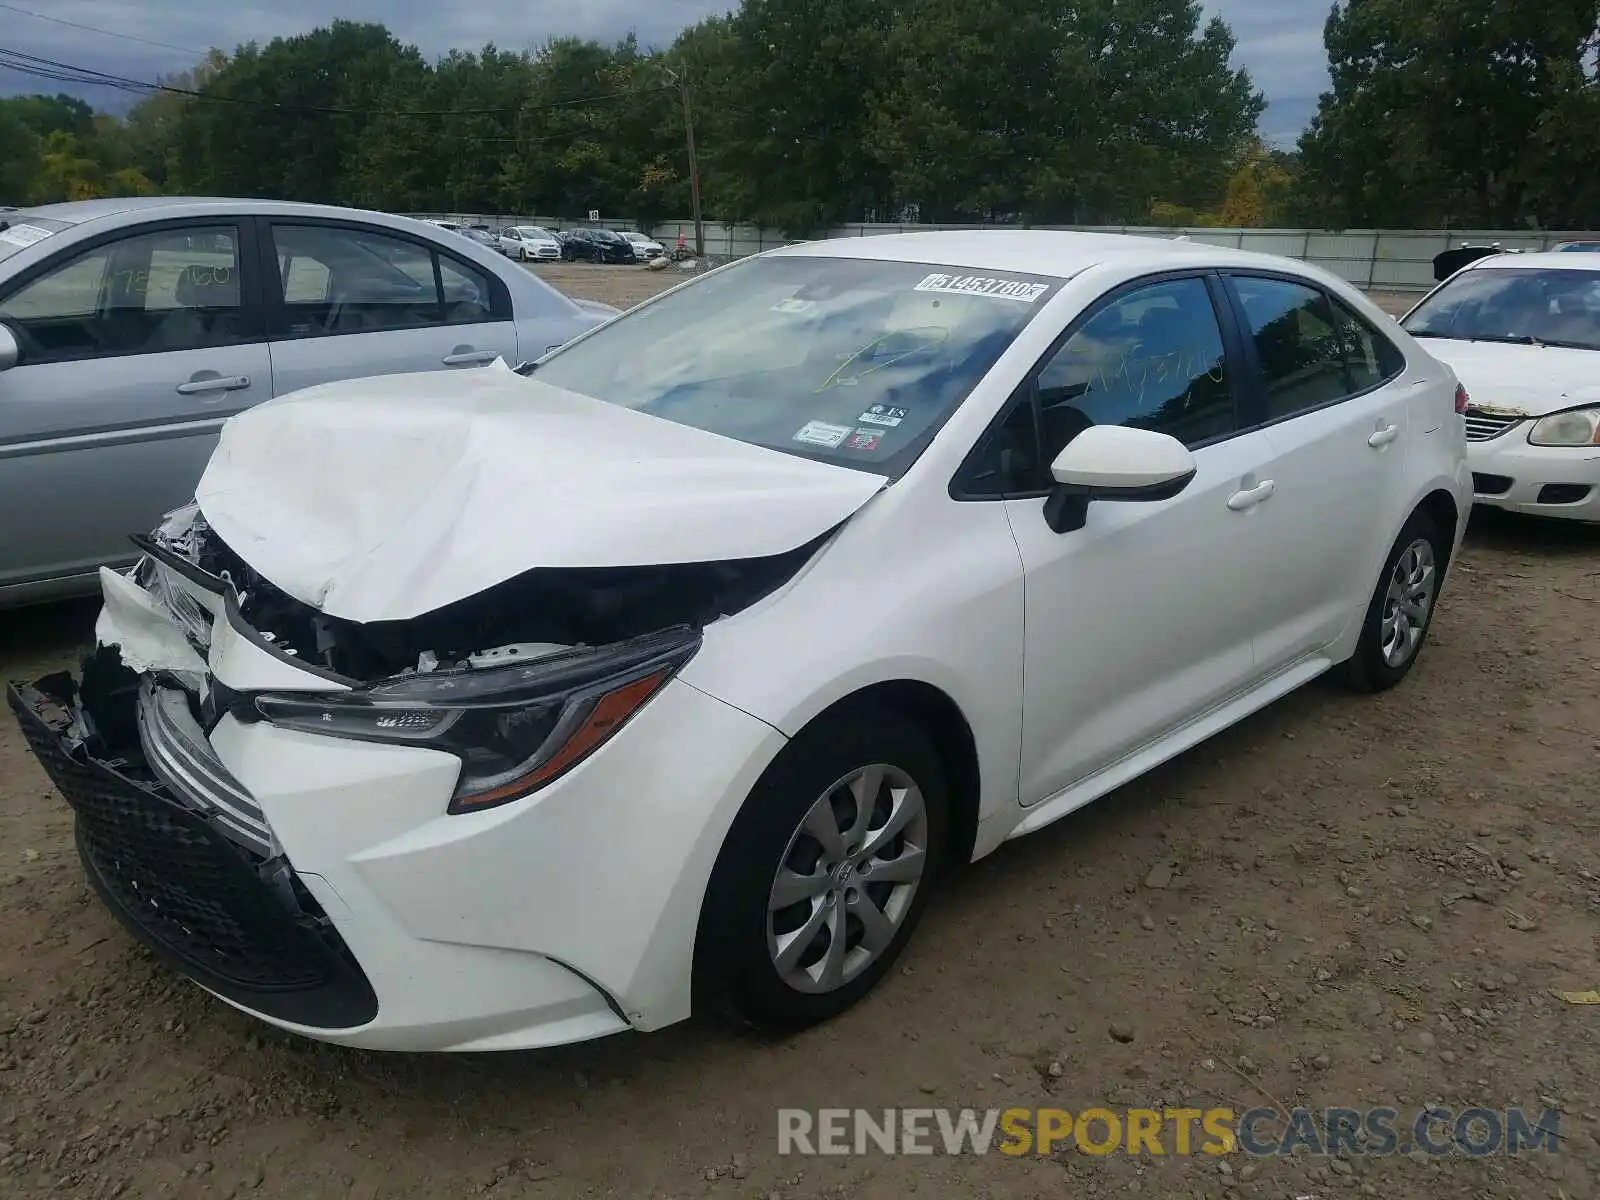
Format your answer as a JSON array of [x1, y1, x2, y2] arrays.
[[959, 276, 1234, 496], [1232, 277, 1351, 420], [1403, 267, 1600, 351], [533, 255, 1061, 475], [270, 224, 492, 337], [0, 225, 244, 363]]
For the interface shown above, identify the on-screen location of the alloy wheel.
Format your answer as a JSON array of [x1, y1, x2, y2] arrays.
[[1380, 538, 1436, 667], [766, 764, 929, 994]]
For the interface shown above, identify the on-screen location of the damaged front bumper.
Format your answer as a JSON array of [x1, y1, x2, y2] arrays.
[[10, 509, 789, 1050], [7, 674, 379, 1029]]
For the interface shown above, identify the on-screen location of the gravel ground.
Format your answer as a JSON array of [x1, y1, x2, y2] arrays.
[[2, 266, 1596, 1200]]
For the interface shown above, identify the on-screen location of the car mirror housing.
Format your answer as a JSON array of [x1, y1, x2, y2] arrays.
[[0, 322, 19, 371], [1043, 425, 1198, 534]]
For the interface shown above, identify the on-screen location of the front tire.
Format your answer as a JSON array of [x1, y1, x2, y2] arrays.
[[1337, 510, 1447, 692], [696, 708, 947, 1035]]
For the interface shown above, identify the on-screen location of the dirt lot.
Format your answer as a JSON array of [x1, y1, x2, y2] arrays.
[[2, 267, 1597, 1200]]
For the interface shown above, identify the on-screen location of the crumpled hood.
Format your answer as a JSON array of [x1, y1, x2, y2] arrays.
[[195, 361, 884, 624], [1420, 339, 1600, 417]]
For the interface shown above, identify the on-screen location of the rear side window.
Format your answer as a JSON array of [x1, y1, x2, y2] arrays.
[[1329, 296, 1406, 391], [1232, 277, 1404, 420], [269, 224, 494, 337]]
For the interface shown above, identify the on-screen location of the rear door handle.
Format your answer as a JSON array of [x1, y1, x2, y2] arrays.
[[442, 350, 498, 366], [1226, 480, 1276, 512], [1369, 423, 1400, 448], [175, 375, 251, 395]]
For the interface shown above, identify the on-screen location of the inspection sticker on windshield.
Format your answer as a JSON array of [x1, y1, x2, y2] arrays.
[[793, 420, 853, 448], [857, 405, 906, 428], [845, 429, 883, 451], [0, 223, 52, 249], [913, 272, 1049, 303]]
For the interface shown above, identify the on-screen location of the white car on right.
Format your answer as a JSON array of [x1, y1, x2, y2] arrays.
[[1403, 252, 1600, 522], [620, 231, 666, 259]]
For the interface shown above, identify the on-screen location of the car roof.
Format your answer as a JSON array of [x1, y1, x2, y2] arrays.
[[770, 228, 1321, 279], [1468, 251, 1600, 273], [10, 197, 457, 230]]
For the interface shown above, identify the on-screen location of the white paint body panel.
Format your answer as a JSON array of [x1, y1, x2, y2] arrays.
[[70, 230, 1473, 1050], [196, 360, 885, 621]]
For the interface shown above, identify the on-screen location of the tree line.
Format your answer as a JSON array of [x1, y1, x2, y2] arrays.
[[3, 0, 1599, 234]]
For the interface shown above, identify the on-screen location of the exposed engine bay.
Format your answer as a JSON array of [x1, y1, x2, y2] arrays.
[[138, 503, 826, 684]]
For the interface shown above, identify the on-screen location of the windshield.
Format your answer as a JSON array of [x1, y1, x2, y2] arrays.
[[533, 254, 1060, 475], [0, 215, 71, 264], [1403, 267, 1600, 350]]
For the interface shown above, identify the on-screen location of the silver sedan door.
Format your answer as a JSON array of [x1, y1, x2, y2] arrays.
[[0, 219, 270, 600]]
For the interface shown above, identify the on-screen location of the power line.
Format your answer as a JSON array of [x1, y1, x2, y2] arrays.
[[0, 2, 208, 58], [0, 47, 674, 116]]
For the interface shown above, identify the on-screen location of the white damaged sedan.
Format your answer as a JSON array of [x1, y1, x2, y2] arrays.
[[9, 232, 1471, 1051], [1403, 252, 1600, 521]]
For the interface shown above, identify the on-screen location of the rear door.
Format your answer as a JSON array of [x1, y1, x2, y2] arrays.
[[0, 218, 270, 592], [260, 220, 519, 397], [1221, 273, 1416, 671]]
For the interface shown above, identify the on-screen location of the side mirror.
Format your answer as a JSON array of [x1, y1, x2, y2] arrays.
[[1043, 425, 1197, 534], [0, 323, 18, 371]]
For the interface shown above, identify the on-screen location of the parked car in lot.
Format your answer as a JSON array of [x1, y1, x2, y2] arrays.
[[498, 225, 563, 261], [562, 227, 637, 264], [458, 225, 498, 249], [1403, 251, 1600, 522], [8, 230, 1469, 1053], [620, 231, 666, 259], [0, 198, 616, 607], [1553, 240, 1600, 253]]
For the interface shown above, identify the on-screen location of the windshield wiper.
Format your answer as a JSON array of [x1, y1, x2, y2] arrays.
[[1467, 334, 1543, 346], [1533, 337, 1600, 351]]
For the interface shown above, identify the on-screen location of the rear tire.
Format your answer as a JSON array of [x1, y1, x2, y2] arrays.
[[1337, 510, 1447, 693], [695, 708, 947, 1035]]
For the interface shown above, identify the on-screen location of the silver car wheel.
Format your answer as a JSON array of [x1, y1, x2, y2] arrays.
[[766, 763, 929, 994], [1380, 538, 1436, 667]]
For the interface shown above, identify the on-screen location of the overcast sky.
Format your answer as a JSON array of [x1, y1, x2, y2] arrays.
[[0, 0, 1330, 147]]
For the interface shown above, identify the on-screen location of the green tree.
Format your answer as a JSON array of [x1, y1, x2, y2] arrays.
[[868, 0, 1263, 224], [1298, 0, 1600, 227]]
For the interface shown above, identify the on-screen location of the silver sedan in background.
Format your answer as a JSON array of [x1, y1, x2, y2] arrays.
[[0, 197, 616, 608]]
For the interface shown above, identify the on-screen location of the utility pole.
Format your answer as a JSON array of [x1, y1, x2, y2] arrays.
[[666, 65, 705, 257]]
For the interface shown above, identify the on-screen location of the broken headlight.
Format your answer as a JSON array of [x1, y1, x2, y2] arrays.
[[254, 627, 699, 813]]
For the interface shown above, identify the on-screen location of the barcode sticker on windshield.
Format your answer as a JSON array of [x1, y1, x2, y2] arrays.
[[913, 272, 1049, 303]]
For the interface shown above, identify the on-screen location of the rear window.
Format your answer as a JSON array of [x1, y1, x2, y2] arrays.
[[0, 216, 71, 264], [533, 254, 1061, 477]]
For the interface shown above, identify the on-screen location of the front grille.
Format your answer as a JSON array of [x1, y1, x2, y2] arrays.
[[1464, 409, 1524, 441], [7, 681, 378, 1029], [1473, 472, 1514, 496], [1537, 483, 1592, 505]]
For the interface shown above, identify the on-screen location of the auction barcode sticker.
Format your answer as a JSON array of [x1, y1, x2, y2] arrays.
[[913, 273, 1049, 303]]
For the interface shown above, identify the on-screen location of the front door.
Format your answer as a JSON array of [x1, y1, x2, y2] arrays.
[[0, 220, 270, 592], [962, 274, 1273, 806]]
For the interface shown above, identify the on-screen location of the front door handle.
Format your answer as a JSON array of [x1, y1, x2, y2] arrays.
[[442, 349, 498, 366], [175, 374, 251, 395], [1226, 480, 1276, 512], [1368, 423, 1400, 448]]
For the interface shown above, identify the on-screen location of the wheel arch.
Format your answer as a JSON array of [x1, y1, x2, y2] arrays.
[[1415, 487, 1461, 566], [788, 679, 982, 876]]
